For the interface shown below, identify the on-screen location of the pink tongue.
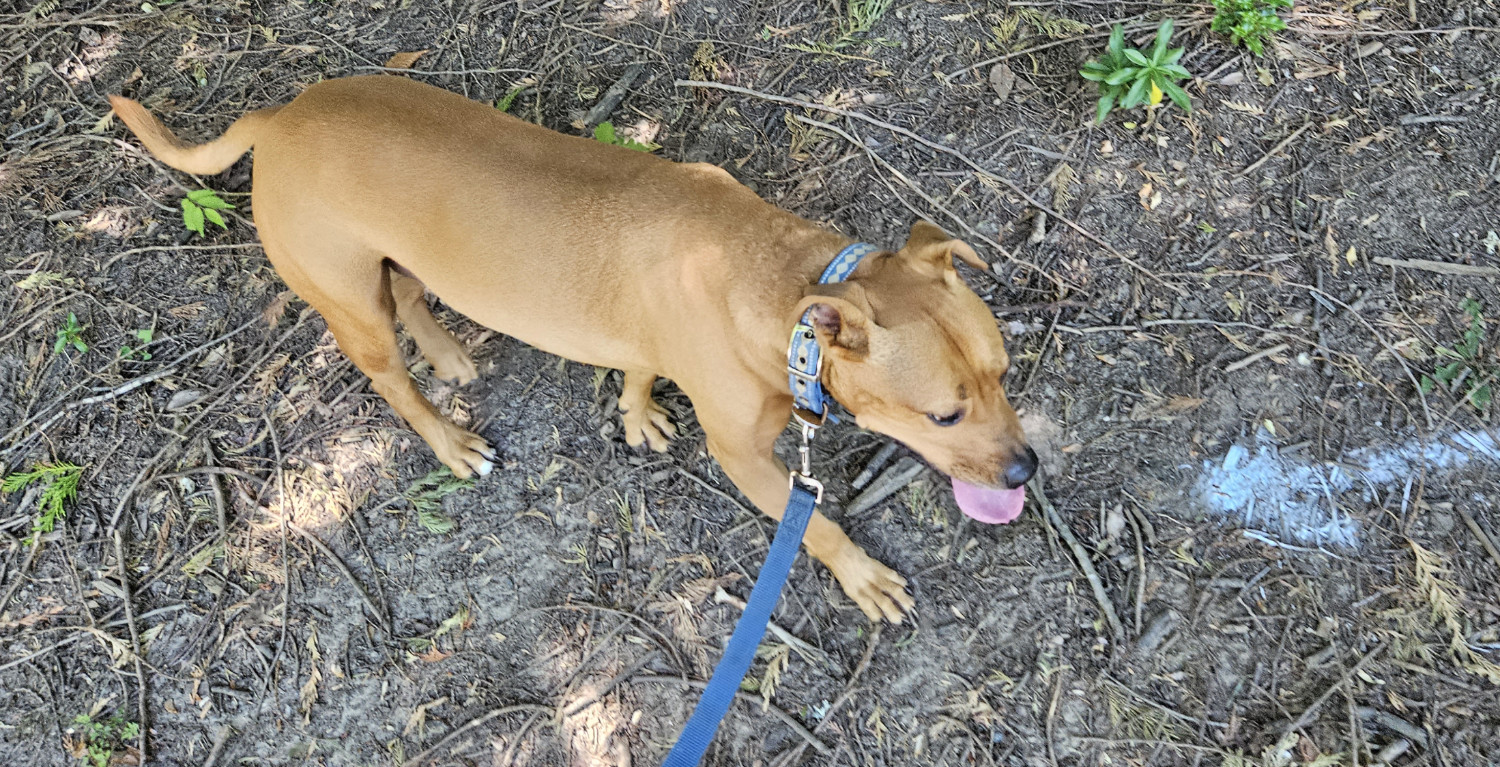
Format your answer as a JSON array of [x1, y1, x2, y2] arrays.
[[951, 478, 1026, 524]]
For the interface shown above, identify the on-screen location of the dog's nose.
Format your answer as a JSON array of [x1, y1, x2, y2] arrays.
[[1002, 446, 1038, 489]]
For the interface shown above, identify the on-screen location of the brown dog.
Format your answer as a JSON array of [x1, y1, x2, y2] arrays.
[[108, 76, 1036, 623]]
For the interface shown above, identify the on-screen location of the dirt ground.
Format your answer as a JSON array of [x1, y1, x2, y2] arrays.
[[3, 0, 1500, 765]]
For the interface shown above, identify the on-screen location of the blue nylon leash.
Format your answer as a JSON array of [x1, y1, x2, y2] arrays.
[[662, 242, 876, 766], [660, 483, 819, 767]]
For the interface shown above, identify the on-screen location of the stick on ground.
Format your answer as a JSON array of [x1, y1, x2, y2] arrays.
[[1029, 476, 1125, 642]]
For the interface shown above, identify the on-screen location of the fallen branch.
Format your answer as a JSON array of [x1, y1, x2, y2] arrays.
[[1237, 122, 1313, 179], [713, 586, 837, 672], [632, 674, 831, 755], [1028, 476, 1125, 642], [113, 530, 150, 766], [406, 704, 553, 766], [288, 523, 391, 633], [1225, 343, 1291, 373], [1372, 256, 1499, 278], [1281, 641, 1389, 740]]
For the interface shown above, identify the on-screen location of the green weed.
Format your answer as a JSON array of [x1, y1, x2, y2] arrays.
[[70, 712, 139, 767], [1211, 0, 1291, 56], [593, 121, 659, 152], [1079, 21, 1192, 124], [180, 188, 234, 236], [790, 0, 894, 54], [1420, 298, 1492, 413], [55, 312, 87, 354], [119, 328, 154, 361], [3, 461, 83, 546], [402, 467, 473, 534], [495, 85, 525, 113]]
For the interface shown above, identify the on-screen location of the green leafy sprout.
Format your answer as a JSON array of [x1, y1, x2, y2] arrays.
[[789, 0, 894, 54], [119, 328, 154, 361], [55, 312, 88, 355], [181, 188, 234, 236], [593, 121, 660, 152], [401, 467, 475, 534], [71, 712, 140, 767], [1079, 21, 1193, 124], [1420, 298, 1492, 412], [3, 461, 84, 546], [1211, 0, 1291, 56], [495, 85, 525, 113]]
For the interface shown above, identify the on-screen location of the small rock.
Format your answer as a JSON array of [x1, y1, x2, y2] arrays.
[[167, 389, 203, 411]]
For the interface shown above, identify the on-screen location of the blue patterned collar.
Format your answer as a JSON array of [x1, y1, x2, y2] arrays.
[[787, 242, 879, 425]]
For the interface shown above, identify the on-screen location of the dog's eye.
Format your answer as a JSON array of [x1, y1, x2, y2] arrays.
[[928, 411, 965, 427]]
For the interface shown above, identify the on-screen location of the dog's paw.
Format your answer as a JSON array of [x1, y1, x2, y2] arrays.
[[434, 427, 497, 479], [620, 399, 676, 452], [428, 349, 479, 386], [828, 549, 915, 624]]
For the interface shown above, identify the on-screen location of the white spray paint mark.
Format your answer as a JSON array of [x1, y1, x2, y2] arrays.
[[1195, 427, 1500, 549]]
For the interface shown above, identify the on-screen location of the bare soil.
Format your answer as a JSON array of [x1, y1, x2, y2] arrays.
[[3, 0, 1499, 765]]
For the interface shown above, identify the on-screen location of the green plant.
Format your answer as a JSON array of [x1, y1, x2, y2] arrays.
[[790, 0, 894, 53], [1420, 298, 1492, 412], [592, 121, 659, 152], [1211, 0, 1291, 56], [495, 85, 524, 113], [54, 312, 88, 354], [3, 461, 84, 546], [1079, 21, 1192, 124], [119, 328, 154, 361], [70, 712, 139, 767], [402, 467, 474, 534], [180, 188, 234, 236]]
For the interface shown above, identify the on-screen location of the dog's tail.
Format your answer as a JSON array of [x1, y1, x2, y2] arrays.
[[107, 95, 283, 176]]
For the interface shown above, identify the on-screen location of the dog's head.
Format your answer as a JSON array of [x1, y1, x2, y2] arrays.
[[795, 221, 1036, 523]]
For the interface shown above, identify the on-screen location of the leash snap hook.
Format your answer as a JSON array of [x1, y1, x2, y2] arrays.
[[788, 419, 824, 505]]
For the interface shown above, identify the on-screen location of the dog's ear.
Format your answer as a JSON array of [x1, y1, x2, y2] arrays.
[[793, 282, 872, 356], [898, 220, 987, 274]]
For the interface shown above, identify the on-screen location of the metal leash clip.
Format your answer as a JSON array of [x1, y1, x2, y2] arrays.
[[788, 418, 824, 505]]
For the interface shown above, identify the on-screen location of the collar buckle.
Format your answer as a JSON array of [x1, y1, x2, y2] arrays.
[[786, 324, 822, 382]]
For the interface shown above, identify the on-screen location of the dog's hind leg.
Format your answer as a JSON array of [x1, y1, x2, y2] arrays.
[[389, 267, 479, 384], [618, 371, 676, 452], [264, 241, 496, 478]]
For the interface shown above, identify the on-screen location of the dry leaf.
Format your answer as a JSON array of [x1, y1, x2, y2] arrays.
[[1347, 127, 1394, 154], [383, 50, 429, 69], [418, 646, 452, 663], [989, 63, 1015, 102], [1345, 245, 1357, 266], [1223, 100, 1265, 116], [1138, 182, 1155, 210], [262, 289, 294, 327]]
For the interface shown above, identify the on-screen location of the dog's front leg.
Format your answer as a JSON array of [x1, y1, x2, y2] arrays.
[[695, 399, 915, 623]]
